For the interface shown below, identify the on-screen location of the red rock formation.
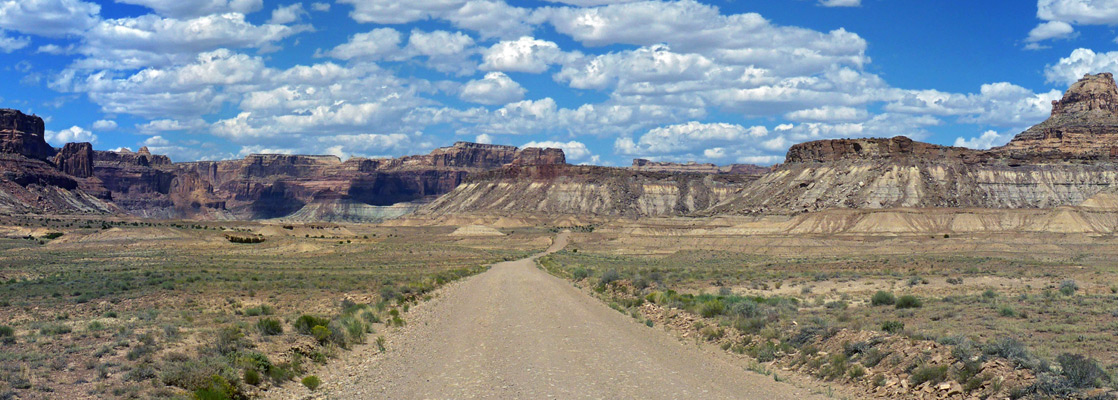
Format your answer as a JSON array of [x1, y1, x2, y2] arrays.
[[92, 142, 568, 220], [53, 142, 95, 178], [0, 109, 54, 160]]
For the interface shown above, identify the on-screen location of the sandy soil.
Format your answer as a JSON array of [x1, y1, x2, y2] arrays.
[[290, 232, 826, 399]]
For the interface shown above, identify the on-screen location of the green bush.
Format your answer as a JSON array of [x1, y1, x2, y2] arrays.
[[244, 369, 262, 386], [294, 315, 330, 335], [998, 306, 1017, 318], [880, 320, 905, 334], [256, 318, 283, 336], [0, 325, 13, 337], [895, 295, 922, 309], [194, 374, 237, 400], [699, 299, 725, 318], [870, 291, 895, 306], [244, 305, 274, 317], [301, 375, 322, 391], [910, 365, 948, 385], [311, 325, 331, 344]]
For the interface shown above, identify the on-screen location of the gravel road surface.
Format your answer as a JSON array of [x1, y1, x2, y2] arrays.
[[326, 232, 825, 399]]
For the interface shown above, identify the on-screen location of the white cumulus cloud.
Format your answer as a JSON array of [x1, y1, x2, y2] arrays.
[[45, 125, 96, 144], [954, 130, 1012, 150], [0, 0, 101, 37], [460, 72, 527, 105]]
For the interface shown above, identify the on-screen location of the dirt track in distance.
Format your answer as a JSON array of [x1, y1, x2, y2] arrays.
[[323, 232, 825, 399]]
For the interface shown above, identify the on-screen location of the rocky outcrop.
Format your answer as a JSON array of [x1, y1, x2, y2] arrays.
[[0, 111, 115, 214], [0, 109, 53, 160], [511, 147, 566, 166], [996, 73, 1118, 159], [419, 164, 755, 217], [53, 142, 95, 178]]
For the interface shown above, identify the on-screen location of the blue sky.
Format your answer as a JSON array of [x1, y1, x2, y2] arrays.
[[1, 0, 1117, 165]]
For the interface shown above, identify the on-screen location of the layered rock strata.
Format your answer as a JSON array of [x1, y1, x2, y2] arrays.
[[419, 164, 756, 217]]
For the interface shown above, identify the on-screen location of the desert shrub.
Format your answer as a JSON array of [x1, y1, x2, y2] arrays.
[[699, 299, 725, 318], [160, 356, 238, 394], [699, 326, 724, 341], [243, 305, 274, 317], [998, 306, 1017, 317], [0, 325, 13, 337], [910, 365, 948, 385], [729, 300, 761, 318], [1059, 279, 1079, 296], [244, 369, 261, 386], [870, 291, 895, 306], [895, 295, 922, 309], [310, 325, 331, 344], [234, 352, 273, 376], [820, 353, 849, 381], [211, 326, 251, 356], [984, 337, 1047, 371], [39, 323, 71, 335], [225, 235, 265, 244], [749, 341, 779, 362], [599, 269, 621, 286], [734, 317, 766, 335], [294, 315, 330, 335], [861, 348, 888, 368], [880, 320, 905, 334], [570, 267, 591, 281], [194, 374, 238, 400], [301, 375, 321, 391], [1056, 353, 1110, 388], [256, 318, 282, 336], [907, 276, 925, 286], [378, 286, 400, 302]]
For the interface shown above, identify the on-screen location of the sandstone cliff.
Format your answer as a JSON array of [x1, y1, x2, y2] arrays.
[[0, 110, 114, 214], [997, 73, 1118, 159], [419, 164, 755, 217]]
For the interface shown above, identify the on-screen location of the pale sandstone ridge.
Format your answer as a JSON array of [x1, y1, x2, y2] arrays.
[[419, 164, 756, 217], [707, 72, 1118, 215]]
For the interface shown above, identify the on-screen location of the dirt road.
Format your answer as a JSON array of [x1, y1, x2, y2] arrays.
[[327, 232, 825, 399]]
